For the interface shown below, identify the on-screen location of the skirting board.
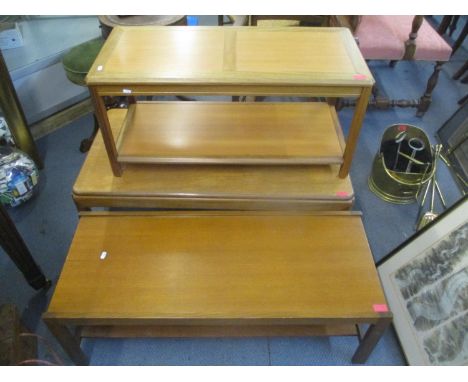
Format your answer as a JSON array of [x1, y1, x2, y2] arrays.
[[30, 98, 93, 140]]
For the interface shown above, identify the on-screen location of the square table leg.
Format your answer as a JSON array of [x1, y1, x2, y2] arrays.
[[90, 87, 123, 177], [351, 316, 392, 364], [339, 86, 372, 178], [44, 319, 89, 366]]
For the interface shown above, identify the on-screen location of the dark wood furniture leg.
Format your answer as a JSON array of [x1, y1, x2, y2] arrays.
[[43, 319, 88, 366], [351, 316, 392, 364], [459, 94, 468, 106], [417, 61, 444, 117], [453, 61, 468, 80], [0, 204, 51, 290], [79, 114, 99, 153], [449, 15, 460, 37], [451, 20, 468, 56], [437, 15, 453, 35]]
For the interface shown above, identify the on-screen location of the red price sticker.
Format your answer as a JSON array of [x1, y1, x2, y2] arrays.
[[373, 304, 389, 313], [353, 74, 367, 80]]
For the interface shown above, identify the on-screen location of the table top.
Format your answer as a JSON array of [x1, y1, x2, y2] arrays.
[[73, 108, 354, 203], [45, 211, 388, 322], [86, 26, 374, 87]]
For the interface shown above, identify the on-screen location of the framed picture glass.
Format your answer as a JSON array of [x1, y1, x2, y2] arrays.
[[436, 102, 468, 194], [377, 196, 468, 365]]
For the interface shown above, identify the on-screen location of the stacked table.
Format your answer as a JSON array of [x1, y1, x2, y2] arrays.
[[44, 26, 392, 365]]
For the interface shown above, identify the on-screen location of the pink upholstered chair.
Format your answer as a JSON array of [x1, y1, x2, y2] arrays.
[[332, 16, 452, 116]]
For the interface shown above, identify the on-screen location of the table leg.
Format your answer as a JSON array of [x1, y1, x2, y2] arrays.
[[0, 204, 50, 290], [44, 319, 89, 366], [90, 87, 123, 177], [339, 86, 372, 178], [351, 316, 392, 364]]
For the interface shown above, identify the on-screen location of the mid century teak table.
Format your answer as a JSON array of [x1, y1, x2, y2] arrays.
[[43, 211, 391, 365], [85, 26, 374, 178]]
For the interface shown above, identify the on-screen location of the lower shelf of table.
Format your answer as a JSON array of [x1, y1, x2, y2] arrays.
[[80, 324, 358, 338], [115, 101, 345, 165]]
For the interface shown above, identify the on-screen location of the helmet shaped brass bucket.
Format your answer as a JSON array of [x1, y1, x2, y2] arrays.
[[368, 124, 434, 204]]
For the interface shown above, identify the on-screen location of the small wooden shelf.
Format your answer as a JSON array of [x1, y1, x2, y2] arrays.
[[116, 102, 344, 165]]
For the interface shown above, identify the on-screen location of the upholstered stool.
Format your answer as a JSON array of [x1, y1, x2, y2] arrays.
[[63, 37, 104, 152]]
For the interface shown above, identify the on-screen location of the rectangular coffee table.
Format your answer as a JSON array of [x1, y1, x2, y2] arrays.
[[43, 211, 391, 365], [86, 26, 373, 178], [72, 109, 354, 211]]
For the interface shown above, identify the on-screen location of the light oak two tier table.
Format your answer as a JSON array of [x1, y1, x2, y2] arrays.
[[85, 26, 374, 178], [45, 26, 392, 365]]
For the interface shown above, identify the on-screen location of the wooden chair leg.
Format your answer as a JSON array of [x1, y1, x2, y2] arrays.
[[417, 61, 444, 117], [449, 15, 460, 37], [451, 20, 468, 56], [458, 94, 468, 106], [453, 61, 468, 80], [437, 15, 453, 35]]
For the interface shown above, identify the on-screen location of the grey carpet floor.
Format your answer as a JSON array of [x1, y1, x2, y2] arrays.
[[0, 17, 466, 365]]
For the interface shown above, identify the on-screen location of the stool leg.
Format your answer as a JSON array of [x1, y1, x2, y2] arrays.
[[417, 61, 444, 117], [79, 114, 99, 153]]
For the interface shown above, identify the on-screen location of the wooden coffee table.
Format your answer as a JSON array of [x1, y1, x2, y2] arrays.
[[43, 211, 391, 365], [86, 26, 374, 178], [72, 109, 354, 211]]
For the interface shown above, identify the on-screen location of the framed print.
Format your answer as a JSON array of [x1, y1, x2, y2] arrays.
[[377, 196, 468, 365]]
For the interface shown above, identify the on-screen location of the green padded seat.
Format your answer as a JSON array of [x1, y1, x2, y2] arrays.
[[63, 37, 104, 86]]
